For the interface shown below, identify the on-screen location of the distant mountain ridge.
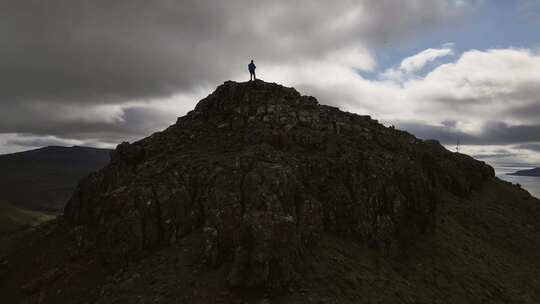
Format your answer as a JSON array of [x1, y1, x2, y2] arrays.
[[0, 146, 111, 212], [509, 167, 540, 177]]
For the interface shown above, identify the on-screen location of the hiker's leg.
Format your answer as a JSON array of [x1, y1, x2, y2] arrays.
[[253, 71, 256, 80]]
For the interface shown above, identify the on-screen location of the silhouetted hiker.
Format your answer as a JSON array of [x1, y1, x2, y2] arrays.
[[248, 60, 256, 81]]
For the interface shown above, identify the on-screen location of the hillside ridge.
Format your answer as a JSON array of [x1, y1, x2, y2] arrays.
[[0, 146, 111, 211], [509, 167, 540, 176], [65, 80, 494, 288]]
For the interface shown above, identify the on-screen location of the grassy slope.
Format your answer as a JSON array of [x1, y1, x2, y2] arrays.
[[1, 178, 539, 303], [0, 146, 110, 211], [290, 178, 540, 303], [0, 201, 55, 236]]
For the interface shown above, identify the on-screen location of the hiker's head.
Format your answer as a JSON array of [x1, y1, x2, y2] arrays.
[[251, 60, 254, 63]]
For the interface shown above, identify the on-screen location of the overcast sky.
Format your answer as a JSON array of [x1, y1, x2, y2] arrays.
[[1, 0, 539, 165]]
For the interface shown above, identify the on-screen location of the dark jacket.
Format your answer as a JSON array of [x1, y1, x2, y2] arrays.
[[248, 62, 256, 72]]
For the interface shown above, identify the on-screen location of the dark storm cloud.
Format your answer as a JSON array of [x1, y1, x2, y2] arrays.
[[1, 0, 469, 105], [482, 122, 540, 145], [508, 102, 540, 121], [0, 0, 470, 145], [0, 0, 479, 150], [515, 143, 540, 153], [0, 104, 176, 144], [472, 152, 516, 159], [397, 122, 475, 144], [1, 0, 235, 104]]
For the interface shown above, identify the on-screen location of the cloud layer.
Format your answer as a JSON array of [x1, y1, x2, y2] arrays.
[[2, 0, 539, 164], [261, 46, 540, 163], [1, 0, 474, 146]]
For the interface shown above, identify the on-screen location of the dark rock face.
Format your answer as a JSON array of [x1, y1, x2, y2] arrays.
[[64, 80, 494, 288]]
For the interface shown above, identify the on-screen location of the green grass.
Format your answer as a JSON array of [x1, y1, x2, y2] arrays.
[[285, 178, 540, 303], [0, 201, 55, 236], [1, 178, 539, 303]]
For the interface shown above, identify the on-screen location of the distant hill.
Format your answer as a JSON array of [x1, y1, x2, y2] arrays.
[[0, 146, 111, 212], [509, 167, 540, 177], [0, 200, 54, 236]]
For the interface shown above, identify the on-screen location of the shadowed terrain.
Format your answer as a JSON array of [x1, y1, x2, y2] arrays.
[[0, 201, 54, 236], [1, 81, 539, 303], [0, 146, 111, 212], [1, 179, 538, 303]]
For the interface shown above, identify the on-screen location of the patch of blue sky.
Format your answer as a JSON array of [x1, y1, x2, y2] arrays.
[[362, 0, 540, 80]]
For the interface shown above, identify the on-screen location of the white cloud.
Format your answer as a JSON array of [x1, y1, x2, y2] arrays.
[[400, 48, 455, 73], [234, 47, 540, 134], [405, 48, 540, 126], [1, 0, 477, 151], [251, 46, 540, 165], [381, 47, 455, 82], [4, 0, 539, 166], [326, 46, 377, 71]]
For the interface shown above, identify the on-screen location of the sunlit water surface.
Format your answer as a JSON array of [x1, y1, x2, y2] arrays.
[[494, 166, 540, 199]]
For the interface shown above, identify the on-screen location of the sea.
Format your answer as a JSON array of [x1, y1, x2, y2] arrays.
[[494, 165, 540, 199]]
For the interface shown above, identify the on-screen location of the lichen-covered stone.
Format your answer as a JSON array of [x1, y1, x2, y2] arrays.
[[64, 80, 494, 289]]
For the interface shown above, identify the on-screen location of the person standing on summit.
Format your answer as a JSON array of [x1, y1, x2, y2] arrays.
[[248, 60, 256, 81]]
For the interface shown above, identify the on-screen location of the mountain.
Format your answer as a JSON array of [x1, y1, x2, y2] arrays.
[[509, 167, 540, 176], [64, 79, 494, 285], [1, 80, 539, 303], [0, 146, 111, 212]]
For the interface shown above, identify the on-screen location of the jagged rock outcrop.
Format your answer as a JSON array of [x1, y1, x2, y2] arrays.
[[64, 80, 494, 288]]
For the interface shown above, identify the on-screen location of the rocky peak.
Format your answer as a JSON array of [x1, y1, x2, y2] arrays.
[[184, 79, 374, 136], [65, 80, 494, 289]]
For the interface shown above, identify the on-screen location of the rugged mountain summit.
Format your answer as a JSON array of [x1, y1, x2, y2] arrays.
[[64, 80, 494, 288]]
